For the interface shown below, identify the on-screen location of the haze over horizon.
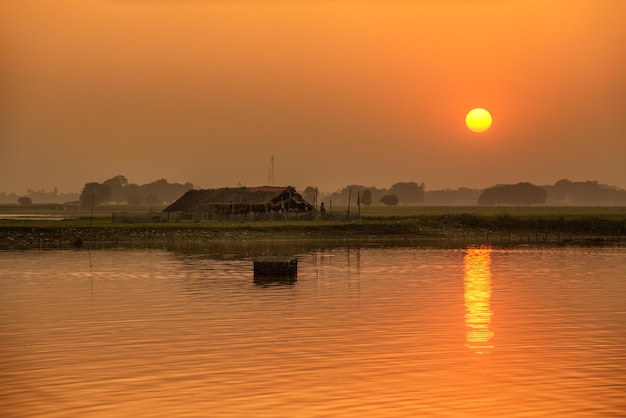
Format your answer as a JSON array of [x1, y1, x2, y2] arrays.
[[2, 0, 625, 195]]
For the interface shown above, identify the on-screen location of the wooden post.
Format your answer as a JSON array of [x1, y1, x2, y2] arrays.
[[347, 188, 352, 220]]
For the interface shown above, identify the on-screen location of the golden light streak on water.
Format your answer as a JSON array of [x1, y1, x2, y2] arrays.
[[464, 245, 495, 354]]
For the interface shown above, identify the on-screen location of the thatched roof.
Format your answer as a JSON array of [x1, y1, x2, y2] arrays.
[[163, 186, 313, 213]]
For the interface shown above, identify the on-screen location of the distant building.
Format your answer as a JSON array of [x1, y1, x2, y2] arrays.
[[163, 186, 314, 221]]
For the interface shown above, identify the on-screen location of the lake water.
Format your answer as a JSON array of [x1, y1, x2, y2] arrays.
[[1, 245, 625, 417]]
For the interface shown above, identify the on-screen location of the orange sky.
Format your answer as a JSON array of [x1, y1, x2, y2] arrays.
[[1, 0, 625, 194]]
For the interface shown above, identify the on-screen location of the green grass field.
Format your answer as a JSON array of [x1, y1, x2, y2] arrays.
[[0, 203, 624, 245], [1, 203, 625, 227], [355, 205, 626, 220], [2, 203, 626, 217]]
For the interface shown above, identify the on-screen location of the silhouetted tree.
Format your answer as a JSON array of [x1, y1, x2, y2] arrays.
[[380, 194, 399, 206], [541, 179, 626, 205], [389, 182, 425, 204], [425, 187, 481, 205], [361, 189, 372, 206], [302, 186, 317, 205], [103, 175, 129, 203], [126, 194, 143, 206], [79, 182, 111, 209], [18, 196, 32, 205], [327, 185, 386, 205], [140, 178, 194, 204], [79, 175, 195, 205], [144, 194, 159, 205], [123, 183, 141, 204], [478, 182, 546, 206]]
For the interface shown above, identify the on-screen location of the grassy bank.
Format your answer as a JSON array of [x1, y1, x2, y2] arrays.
[[1, 205, 624, 249]]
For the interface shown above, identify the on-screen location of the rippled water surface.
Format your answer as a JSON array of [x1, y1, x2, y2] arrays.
[[1, 246, 625, 417]]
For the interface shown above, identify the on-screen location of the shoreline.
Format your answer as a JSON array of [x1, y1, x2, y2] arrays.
[[1, 216, 624, 250]]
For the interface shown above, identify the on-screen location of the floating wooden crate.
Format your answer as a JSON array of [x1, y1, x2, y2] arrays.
[[253, 256, 298, 278]]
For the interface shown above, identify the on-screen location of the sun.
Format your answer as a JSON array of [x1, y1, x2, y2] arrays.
[[465, 108, 492, 133]]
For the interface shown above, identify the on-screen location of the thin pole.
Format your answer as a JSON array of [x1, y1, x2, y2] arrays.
[[347, 188, 351, 220], [89, 193, 95, 226]]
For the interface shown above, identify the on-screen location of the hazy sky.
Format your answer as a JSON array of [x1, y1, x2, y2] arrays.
[[1, 0, 625, 194]]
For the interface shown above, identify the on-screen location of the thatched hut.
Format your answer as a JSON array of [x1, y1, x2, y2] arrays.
[[163, 186, 314, 221]]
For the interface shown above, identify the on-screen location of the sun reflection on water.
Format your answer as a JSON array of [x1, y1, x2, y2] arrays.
[[464, 245, 494, 354]]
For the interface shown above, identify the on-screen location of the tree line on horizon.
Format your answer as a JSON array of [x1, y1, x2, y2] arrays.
[[301, 182, 427, 207], [475, 179, 626, 206], [303, 179, 626, 207], [78, 175, 194, 209], [3, 177, 625, 207]]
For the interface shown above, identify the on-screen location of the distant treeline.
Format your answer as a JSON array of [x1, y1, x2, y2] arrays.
[[303, 182, 427, 207], [3, 177, 625, 207], [0, 188, 80, 205], [543, 179, 626, 205], [78, 175, 194, 208], [0, 176, 194, 206], [475, 179, 626, 206], [308, 179, 626, 206]]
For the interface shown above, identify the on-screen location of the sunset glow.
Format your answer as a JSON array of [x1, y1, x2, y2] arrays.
[[0, 1, 624, 193], [464, 245, 495, 354]]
